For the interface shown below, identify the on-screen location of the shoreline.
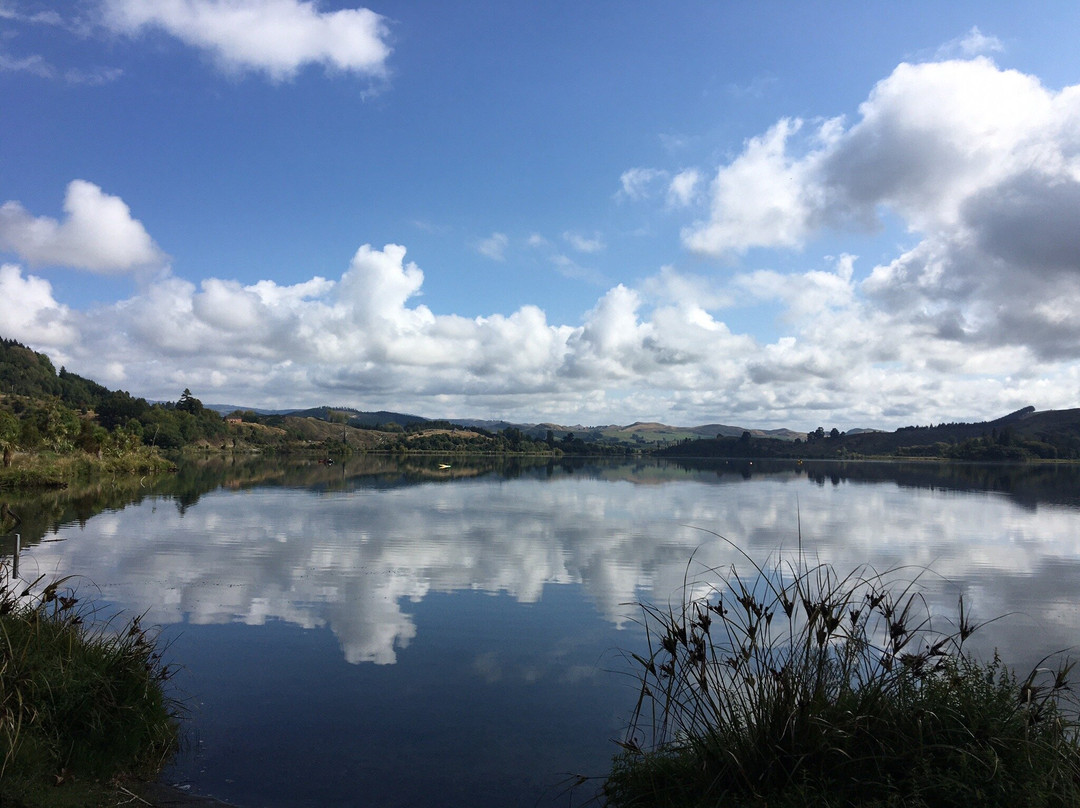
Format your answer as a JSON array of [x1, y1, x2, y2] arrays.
[[139, 782, 236, 808]]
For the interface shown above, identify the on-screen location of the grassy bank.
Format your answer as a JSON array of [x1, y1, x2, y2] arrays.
[[0, 449, 173, 491], [0, 563, 180, 807], [607, 545, 1080, 807]]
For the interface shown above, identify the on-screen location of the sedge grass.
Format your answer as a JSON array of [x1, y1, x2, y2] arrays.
[[606, 536, 1080, 808], [0, 561, 180, 806]]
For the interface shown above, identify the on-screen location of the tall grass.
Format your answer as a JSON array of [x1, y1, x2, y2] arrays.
[[607, 538, 1080, 807], [0, 449, 173, 491], [0, 560, 180, 805]]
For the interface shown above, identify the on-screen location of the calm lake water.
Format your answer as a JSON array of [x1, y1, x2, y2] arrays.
[[5, 456, 1080, 807]]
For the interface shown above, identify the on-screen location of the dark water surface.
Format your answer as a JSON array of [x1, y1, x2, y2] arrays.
[[5, 456, 1080, 807]]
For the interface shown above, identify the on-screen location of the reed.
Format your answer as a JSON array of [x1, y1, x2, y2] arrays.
[[0, 561, 180, 806], [606, 538, 1080, 807]]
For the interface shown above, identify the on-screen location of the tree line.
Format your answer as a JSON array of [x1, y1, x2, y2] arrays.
[[0, 338, 227, 466]]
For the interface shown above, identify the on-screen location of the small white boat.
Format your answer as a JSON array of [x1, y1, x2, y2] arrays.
[[438, 463, 452, 469]]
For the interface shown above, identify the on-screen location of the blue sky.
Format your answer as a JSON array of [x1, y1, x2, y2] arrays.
[[2, 1, 1080, 429]]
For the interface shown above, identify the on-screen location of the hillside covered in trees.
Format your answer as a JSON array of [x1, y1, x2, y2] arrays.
[[658, 406, 1080, 461], [5, 337, 1080, 472], [0, 340, 619, 476], [0, 337, 228, 463]]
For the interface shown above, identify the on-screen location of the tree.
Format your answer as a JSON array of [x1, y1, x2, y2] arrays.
[[503, 427, 523, 449], [177, 388, 204, 415], [24, 401, 80, 452], [97, 390, 149, 430]]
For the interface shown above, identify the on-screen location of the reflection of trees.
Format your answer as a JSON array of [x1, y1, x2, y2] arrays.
[[666, 458, 1080, 510], [6, 456, 1079, 556], [0, 455, 560, 553], [7, 456, 1079, 556], [7, 456, 1080, 673]]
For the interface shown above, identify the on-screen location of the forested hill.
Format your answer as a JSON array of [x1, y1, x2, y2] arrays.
[[0, 340, 590, 457], [0, 337, 114, 407], [6, 337, 1080, 461], [285, 406, 429, 428], [0, 338, 229, 456], [659, 406, 1080, 461]]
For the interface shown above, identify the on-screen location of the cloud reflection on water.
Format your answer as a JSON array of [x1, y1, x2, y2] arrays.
[[17, 460, 1080, 669]]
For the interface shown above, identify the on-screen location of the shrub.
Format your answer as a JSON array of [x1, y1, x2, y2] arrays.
[[606, 541, 1080, 807], [1, 562, 180, 805]]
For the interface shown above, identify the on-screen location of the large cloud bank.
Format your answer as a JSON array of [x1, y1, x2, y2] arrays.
[[684, 57, 1080, 366], [2, 57, 1080, 426]]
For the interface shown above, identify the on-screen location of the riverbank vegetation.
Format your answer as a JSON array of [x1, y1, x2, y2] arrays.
[[0, 563, 180, 807], [0, 450, 173, 491], [607, 549, 1080, 807]]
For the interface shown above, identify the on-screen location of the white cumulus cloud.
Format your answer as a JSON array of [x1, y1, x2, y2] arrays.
[[682, 117, 821, 256], [935, 26, 1005, 60], [685, 56, 1080, 365], [0, 264, 76, 346], [101, 0, 392, 81], [6, 231, 1075, 429], [0, 180, 165, 273]]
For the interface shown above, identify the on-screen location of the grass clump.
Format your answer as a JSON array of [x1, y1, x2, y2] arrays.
[[0, 561, 180, 807], [607, 542, 1080, 807]]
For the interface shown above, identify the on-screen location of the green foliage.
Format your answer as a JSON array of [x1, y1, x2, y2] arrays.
[[2, 339, 229, 461], [95, 390, 150, 431], [0, 338, 62, 399], [607, 546, 1080, 808], [56, 367, 112, 413], [176, 388, 203, 415], [0, 563, 180, 804]]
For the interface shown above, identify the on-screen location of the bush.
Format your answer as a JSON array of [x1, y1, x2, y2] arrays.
[[1, 563, 180, 805], [606, 542, 1080, 807]]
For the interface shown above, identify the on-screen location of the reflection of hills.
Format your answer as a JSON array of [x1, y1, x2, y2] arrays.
[[7, 456, 1080, 674], [6, 457, 1080, 554], [665, 458, 1080, 510], [0, 455, 558, 551], [5, 455, 1080, 555]]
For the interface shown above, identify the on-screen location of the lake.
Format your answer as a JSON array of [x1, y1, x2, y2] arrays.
[[5, 456, 1080, 807]]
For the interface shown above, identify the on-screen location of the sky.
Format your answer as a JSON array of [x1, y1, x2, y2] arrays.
[[2, 1, 1080, 430]]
